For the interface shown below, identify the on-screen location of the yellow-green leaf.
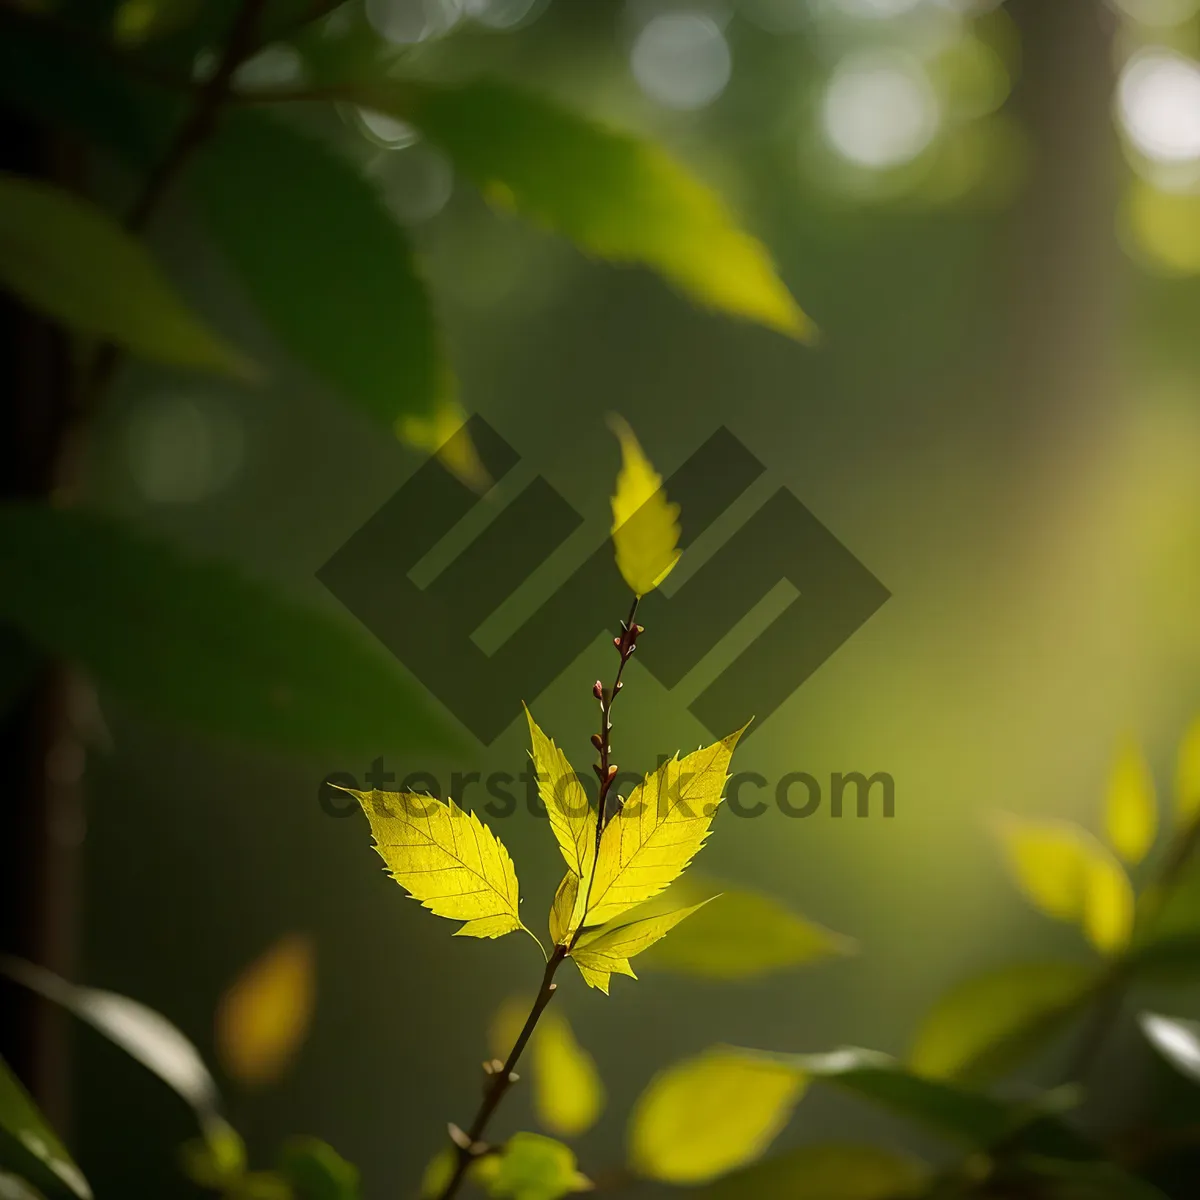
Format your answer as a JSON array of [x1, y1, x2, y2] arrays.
[[1176, 717, 1200, 827], [572, 901, 712, 991], [991, 814, 1134, 954], [0, 172, 251, 377], [908, 961, 1096, 1081], [1083, 852, 1136, 954], [636, 881, 855, 979], [350, 789, 523, 938], [379, 80, 812, 339], [488, 1000, 605, 1138], [700, 1143, 927, 1200], [525, 706, 595, 880], [477, 1133, 590, 1200], [548, 872, 583, 948], [585, 726, 745, 925], [628, 1048, 805, 1184], [533, 1012, 605, 1138], [1105, 739, 1157, 865], [609, 418, 681, 597], [215, 934, 316, 1087]]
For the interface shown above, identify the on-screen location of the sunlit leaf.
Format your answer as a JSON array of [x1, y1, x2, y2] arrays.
[[0, 172, 250, 377], [525, 707, 595, 883], [532, 1012, 605, 1138], [548, 872, 582, 949], [572, 901, 712, 993], [1138, 1012, 1200, 1084], [1104, 739, 1157, 865], [699, 1142, 928, 1200], [628, 1048, 805, 1184], [215, 934, 316, 1088], [1177, 717, 1200, 828], [609, 418, 680, 597], [359, 79, 812, 339], [477, 1133, 590, 1200], [991, 814, 1134, 954], [0, 957, 220, 1124], [277, 1137, 360, 1200], [0, 505, 458, 758], [585, 725, 745, 926], [0, 1056, 89, 1200], [191, 111, 443, 427], [636, 880, 855, 979], [909, 961, 1096, 1081], [349, 789, 523, 938]]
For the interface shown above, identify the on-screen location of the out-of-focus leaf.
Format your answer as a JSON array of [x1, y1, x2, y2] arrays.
[[180, 1123, 247, 1188], [1138, 1012, 1200, 1084], [572, 901, 712, 993], [609, 417, 680, 597], [359, 79, 811, 340], [489, 999, 604, 1138], [278, 1137, 359, 1200], [786, 1048, 1013, 1147], [0, 1057, 89, 1200], [113, 0, 199, 45], [532, 1012, 604, 1138], [1014, 1155, 1170, 1200], [348, 789, 523, 939], [0, 1171, 49, 1200], [628, 1048, 806, 1184], [699, 1143, 928, 1200], [0, 505, 458, 758], [398, 396, 489, 493], [476, 1133, 590, 1200], [1, 957, 220, 1125], [586, 725, 745, 926], [991, 815, 1134, 954], [419, 1149, 455, 1200], [1176, 717, 1200, 827], [909, 961, 1097, 1081], [190, 111, 443, 428], [0, 173, 251, 377], [215, 935, 316, 1088], [1105, 740, 1157, 865], [636, 879, 854, 979]]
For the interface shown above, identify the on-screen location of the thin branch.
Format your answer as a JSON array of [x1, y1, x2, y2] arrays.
[[83, 0, 270, 403], [570, 595, 640, 951], [436, 597, 644, 1200], [436, 946, 568, 1200]]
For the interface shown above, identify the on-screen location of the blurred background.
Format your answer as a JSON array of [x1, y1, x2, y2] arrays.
[[9, 0, 1200, 1194]]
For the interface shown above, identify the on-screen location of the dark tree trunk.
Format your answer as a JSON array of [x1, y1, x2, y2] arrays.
[[0, 110, 83, 1130]]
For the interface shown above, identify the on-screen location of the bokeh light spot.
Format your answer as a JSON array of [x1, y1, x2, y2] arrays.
[[1117, 48, 1200, 164], [630, 13, 732, 111], [364, 0, 462, 45], [126, 397, 245, 505], [821, 50, 940, 169]]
